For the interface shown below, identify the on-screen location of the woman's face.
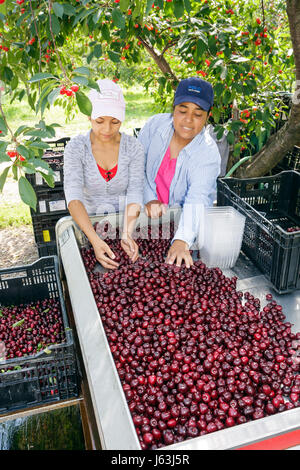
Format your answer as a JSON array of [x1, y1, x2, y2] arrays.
[[89, 116, 122, 142], [173, 102, 208, 142]]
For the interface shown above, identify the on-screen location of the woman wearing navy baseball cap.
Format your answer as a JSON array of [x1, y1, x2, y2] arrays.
[[138, 77, 221, 268]]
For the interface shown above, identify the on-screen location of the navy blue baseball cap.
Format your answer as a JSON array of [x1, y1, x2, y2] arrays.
[[174, 77, 214, 112]]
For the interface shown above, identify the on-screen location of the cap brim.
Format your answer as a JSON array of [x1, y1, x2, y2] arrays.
[[91, 102, 125, 122], [174, 95, 212, 112]]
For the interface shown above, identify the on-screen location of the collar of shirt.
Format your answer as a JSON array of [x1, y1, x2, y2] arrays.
[[156, 113, 206, 161]]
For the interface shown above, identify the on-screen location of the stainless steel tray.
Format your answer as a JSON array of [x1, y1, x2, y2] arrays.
[[56, 210, 300, 450]]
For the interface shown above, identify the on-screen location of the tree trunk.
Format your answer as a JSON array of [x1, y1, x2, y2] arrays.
[[236, 0, 300, 178]]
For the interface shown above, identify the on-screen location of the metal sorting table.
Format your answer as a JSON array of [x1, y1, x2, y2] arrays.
[[56, 212, 300, 450]]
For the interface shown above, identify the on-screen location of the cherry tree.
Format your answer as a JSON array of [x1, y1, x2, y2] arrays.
[[0, 0, 298, 208]]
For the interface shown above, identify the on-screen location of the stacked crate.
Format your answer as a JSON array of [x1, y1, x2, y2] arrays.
[[26, 138, 70, 257], [0, 256, 80, 413], [217, 170, 300, 294]]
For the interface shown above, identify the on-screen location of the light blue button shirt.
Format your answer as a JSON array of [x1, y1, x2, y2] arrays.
[[138, 113, 221, 247]]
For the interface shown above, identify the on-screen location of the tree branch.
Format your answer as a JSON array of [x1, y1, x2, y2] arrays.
[[138, 36, 178, 88], [47, 0, 69, 82], [0, 97, 17, 143]]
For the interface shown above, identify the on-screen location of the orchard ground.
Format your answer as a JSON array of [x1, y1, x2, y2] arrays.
[[0, 85, 155, 268]]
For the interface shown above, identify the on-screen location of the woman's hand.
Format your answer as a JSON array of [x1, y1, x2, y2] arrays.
[[166, 239, 193, 268], [145, 200, 167, 219], [121, 232, 139, 263], [92, 237, 119, 270]]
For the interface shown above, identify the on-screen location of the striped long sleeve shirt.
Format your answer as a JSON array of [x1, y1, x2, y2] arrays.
[[63, 130, 145, 215]]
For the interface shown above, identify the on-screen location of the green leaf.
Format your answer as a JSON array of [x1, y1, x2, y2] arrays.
[[0, 152, 10, 163], [0, 141, 9, 153], [112, 8, 125, 29], [48, 87, 61, 105], [73, 66, 90, 76], [36, 82, 57, 113], [28, 141, 51, 150], [108, 50, 121, 63], [18, 176, 37, 210], [183, 0, 192, 13], [213, 83, 225, 98], [45, 126, 56, 138], [93, 44, 102, 58], [227, 130, 235, 145], [92, 9, 102, 24], [173, 0, 185, 19], [28, 73, 56, 83], [72, 7, 95, 26], [145, 0, 153, 15], [62, 3, 76, 16], [14, 125, 30, 137], [12, 318, 25, 328], [101, 23, 110, 41], [76, 91, 92, 116], [16, 144, 30, 159], [21, 162, 37, 174], [52, 2, 64, 18], [43, 347, 52, 355], [195, 38, 207, 59], [216, 126, 225, 140], [38, 171, 55, 188], [0, 117, 7, 133], [231, 120, 244, 132], [208, 36, 217, 55], [223, 89, 232, 106], [0, 166, 10, 192], [120, 0, 130, 12], [10, 75, 18, 91], [72, 75, 89, 86], [50, 14, 61, 35], [12, 164, 18, 181], [87, 79, 100, 92], [1, 66, 13, 83]]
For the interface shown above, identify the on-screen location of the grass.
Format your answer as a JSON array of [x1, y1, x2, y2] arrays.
[[4, 85, 157, 137], [0, 201, 32, 228], [0, 85, 157, 229]]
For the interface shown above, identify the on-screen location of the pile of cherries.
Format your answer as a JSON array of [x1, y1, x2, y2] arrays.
[[82, 221, 178, 274], [0, 298, 66, 362], [81, 221, 300, 449], [286, 226, 300, 233]]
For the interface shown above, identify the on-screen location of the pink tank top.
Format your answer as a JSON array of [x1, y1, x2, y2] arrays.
[[155, 146, 177, 205]]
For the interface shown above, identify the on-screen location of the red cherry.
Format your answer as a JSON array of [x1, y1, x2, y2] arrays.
[[70, 84, 79, 92]]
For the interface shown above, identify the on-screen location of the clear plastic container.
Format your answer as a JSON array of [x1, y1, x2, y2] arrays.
[[198, 206, 246, 269]]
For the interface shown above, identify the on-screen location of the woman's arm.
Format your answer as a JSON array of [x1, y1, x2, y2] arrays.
[[167, 156, 220, 268], [120, 137, 145, 261], [121, 202, 141, 262], [68, 200, 119, 270], [63, 138, 119, 270]]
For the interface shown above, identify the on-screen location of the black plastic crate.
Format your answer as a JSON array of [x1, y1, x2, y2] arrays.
[[0, 256, 80, 413], [37, 242, 58, 257], [32, 213, 67, 245], [45, 137, 70, 153], [273, 146, 300, 174], [31, 186, 68, 217], [217, 171, 300, 293], [26, 153, 64, 189], [26, 137, 69, 190]]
